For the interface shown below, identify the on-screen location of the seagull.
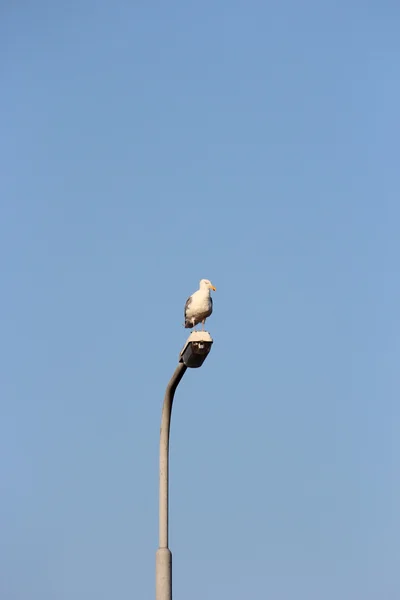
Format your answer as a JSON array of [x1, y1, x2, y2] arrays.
[[184, 279, 216, 330]]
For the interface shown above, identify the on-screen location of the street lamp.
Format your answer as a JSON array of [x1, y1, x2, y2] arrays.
[[156, 331, 213, 600]]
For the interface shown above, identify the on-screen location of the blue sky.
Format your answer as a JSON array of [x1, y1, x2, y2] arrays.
[[1, 2, 399, 599]]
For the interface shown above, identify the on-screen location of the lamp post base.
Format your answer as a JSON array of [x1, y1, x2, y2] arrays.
[[156, 548, 172, 600]]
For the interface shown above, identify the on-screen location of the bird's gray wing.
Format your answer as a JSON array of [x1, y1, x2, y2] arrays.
[[184, 295, 192, 318]]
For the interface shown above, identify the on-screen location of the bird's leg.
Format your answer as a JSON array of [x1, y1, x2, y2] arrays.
[[202, 319, 205, 331]]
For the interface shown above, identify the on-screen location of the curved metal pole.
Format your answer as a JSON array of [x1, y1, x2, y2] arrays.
[[156, 362, 187, 600]]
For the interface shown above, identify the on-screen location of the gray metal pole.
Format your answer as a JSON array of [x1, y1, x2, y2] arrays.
[[156, 362, 187, 600]]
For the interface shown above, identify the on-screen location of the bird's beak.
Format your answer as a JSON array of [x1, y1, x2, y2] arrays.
[[210, 283, 216, 291]]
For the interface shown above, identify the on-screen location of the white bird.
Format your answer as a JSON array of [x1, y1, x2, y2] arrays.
[[184, 279, 216, 330]]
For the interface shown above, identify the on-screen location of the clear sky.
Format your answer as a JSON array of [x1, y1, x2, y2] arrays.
[[1, 2, 399, 599]]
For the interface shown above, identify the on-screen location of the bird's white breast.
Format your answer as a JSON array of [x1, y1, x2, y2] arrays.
[[186, 290, 211, 316]]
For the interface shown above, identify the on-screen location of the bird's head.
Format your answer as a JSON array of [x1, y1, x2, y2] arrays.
[[200, 278, 216, 291]]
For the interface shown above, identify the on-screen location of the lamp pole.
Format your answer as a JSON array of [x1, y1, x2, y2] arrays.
[[155, 332, 213, 600], [156, 363, 187, 600]]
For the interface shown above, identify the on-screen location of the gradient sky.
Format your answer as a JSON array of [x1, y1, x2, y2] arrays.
[[1, 2, 399, 599]]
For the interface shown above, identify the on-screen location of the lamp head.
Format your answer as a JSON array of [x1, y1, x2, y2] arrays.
[[179, 331, 213, 368]]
